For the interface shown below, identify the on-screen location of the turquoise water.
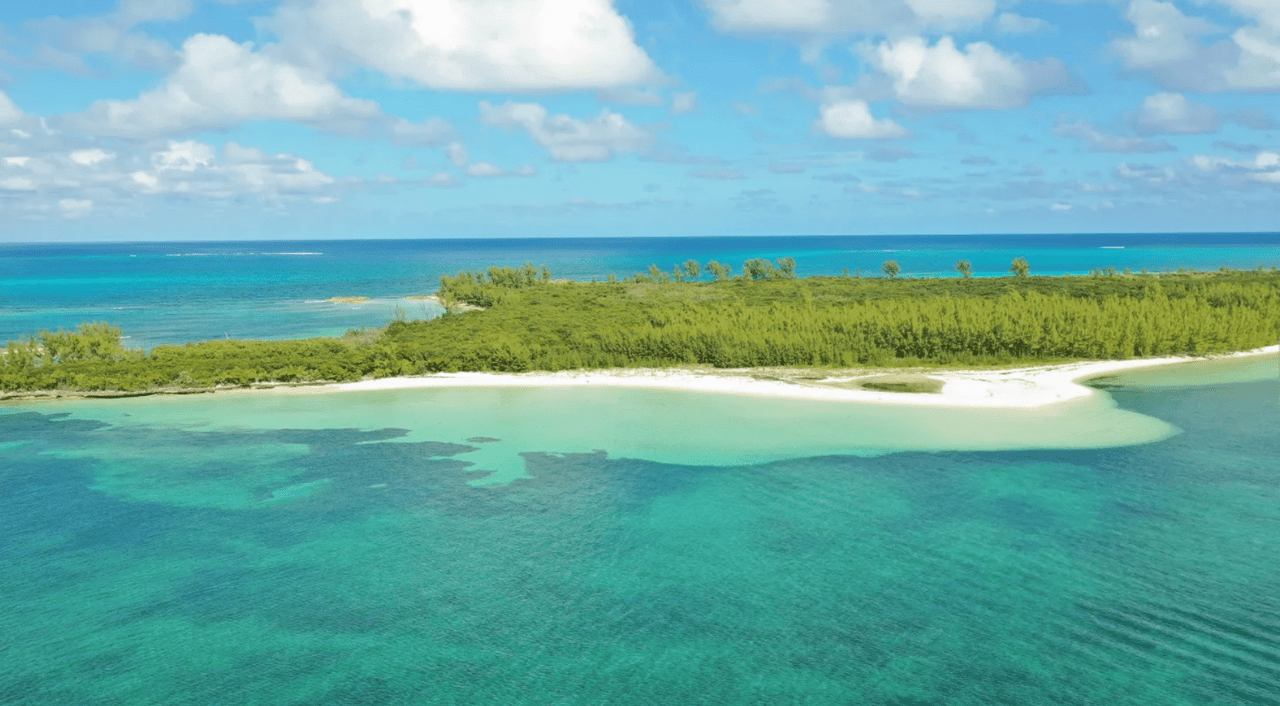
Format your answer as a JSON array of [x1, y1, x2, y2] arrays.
[[3, 360, 1278, 704], [3, 233, 1279, 348]]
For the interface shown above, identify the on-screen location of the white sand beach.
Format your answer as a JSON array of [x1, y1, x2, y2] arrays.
[[316, 345, 1280, 410]]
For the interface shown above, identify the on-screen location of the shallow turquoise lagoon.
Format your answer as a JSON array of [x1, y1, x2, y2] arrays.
[[2, 360, 1278, 705]]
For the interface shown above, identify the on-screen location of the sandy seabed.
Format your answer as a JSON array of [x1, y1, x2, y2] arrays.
[[305, 345, 1280, 410]]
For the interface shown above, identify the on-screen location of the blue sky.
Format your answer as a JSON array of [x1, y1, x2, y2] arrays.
[[0, 0, 1277, 241]]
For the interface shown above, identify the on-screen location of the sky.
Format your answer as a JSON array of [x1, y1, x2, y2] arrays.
[[0, 0, 1278, 241]]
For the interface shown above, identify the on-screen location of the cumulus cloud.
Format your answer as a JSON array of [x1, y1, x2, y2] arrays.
[[868, 36, 1083, 110], [131, 140, 337, 196], [0, 136, 342, 219], [702, 0, 996, 36], [1192, 149, 1280, 183], [268, 0, 660, 91], [68, 33, 376, 134], [428, 172, 458, 187], [65, 34, 452, 144], [478, 100, 652, 162], [1114, 0, 1280, 92], [1135, 93, 1219, 134], [1113, 0, 1219, 73], [445, 142, 469, 167], [0, 91, 25, 125], [1114, 161, 1178, 185], [1054, 121, 1176, 153], [70, 148, 115, 166], [24, 0, 190, 73], [816, 100, 910, 138], [58, 198, 94, 218]]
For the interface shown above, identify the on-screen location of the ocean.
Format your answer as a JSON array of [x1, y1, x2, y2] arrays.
[[3, 233, 1279, 348], [2, 234, 1279, 704]]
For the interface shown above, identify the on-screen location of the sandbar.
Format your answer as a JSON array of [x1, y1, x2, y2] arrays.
[[297, 345, 1280, 410]]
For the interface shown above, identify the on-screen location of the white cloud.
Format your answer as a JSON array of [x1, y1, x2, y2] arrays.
[[268, 0, 660, 91], [428, 171, 458, 187], [58, 198, 94, 219], [513, 164, 537, 176], [996, 13, 1050, 34], [1115, 162, 1177, 184], [702, 0, 995, 36], [1054, 121, 1176, 152], [869, 36, 1082, 109], [446, 142, 469, 167], [1114, 0, 1280, 92], [1, 177, 37, 191], [816, 100, 909, 138], [466, 162, 504, 177], [478, 100, 651, 162], [0, 91, 25, 125], [70, 148, 115, 166], [0, 134, 340, 213], [1136, 93, 1219, 134], [130, 171, 159, 189], [1114, 0, 1218, 72], [151, 140, 215, 173], [1050, 202, 1072, 211], [1223, 24, 1280, 90], [25, 0, 188, 73], [1193, 149, 1280, 182], [386, 118, 455, 145], [671, 92, 698, 115], [70, 33, 374, 136], [67, 34, 451, 143], [128, 140, 336, 196]]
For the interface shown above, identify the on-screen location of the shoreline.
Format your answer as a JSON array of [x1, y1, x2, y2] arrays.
[[308, 345, 1279, 410], [4, 346, 1275, 409]]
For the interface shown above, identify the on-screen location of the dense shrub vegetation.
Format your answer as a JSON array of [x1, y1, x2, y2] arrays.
[[3, 261, 1278, 394]]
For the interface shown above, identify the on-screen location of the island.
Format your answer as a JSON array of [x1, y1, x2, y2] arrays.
[[2, 259, 1277, 407]]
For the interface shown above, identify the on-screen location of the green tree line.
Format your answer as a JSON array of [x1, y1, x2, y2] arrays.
[[3, 265, 1278, 393]]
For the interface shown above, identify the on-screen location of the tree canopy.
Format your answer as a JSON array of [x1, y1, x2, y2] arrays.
[[4, 263, 1278, 394]]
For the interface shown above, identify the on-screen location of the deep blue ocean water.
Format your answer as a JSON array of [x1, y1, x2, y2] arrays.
[[3, 233, 1278, 348]]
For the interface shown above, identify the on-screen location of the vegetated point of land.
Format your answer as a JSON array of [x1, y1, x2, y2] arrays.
[[2, 259, 1278, 397]]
